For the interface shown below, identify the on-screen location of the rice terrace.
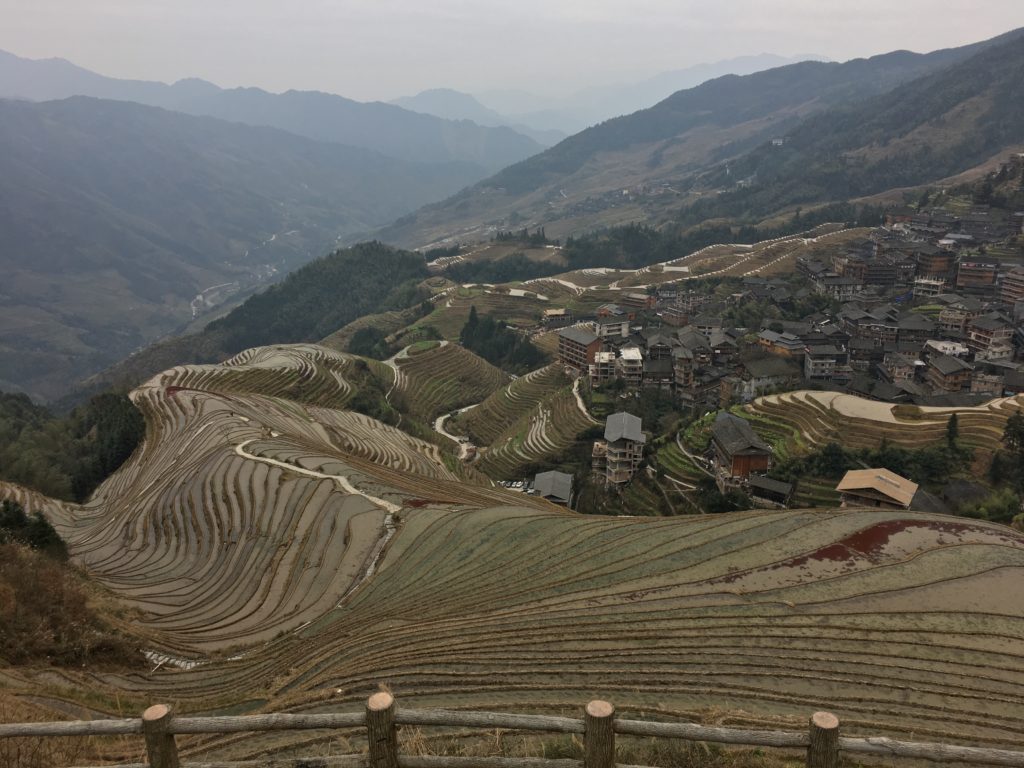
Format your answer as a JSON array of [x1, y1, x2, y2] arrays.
[[5, 336, 1024, 765], [6, 16, 1024, 767]]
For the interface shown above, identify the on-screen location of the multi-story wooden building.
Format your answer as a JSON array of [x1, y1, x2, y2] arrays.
[[592, 412, 646, 484], [1001, 266, 1024, 305], [557, 326, 601, 372], [711, 412, 771, 479], [926, 353, 973, 392]]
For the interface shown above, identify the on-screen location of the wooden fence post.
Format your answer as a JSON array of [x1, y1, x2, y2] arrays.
[[367, 692, 399, 768], [584, 700, 615, 768], [807, 711, 839, 768], [142, 704, 180, 768]]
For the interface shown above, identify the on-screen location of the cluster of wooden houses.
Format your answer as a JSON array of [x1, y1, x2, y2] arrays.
[[555, 206, 1024, 409]]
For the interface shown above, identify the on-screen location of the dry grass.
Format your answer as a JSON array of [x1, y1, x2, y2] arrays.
[[395, 727, 808, 768], [0, 693, 145, 768]]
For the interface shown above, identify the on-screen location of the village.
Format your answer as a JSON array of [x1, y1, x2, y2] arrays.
[[525, 169, 1024, 513]]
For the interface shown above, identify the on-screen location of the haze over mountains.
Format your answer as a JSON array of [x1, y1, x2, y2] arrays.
[[473, 53, 831, 134], [380, 29, 1024, 248], [3, 28, 1024, 402], [0, 49, 542, 172], [391, 55, 828, 145], [0, 96, 479, 400], [0, 48, 546, 401]]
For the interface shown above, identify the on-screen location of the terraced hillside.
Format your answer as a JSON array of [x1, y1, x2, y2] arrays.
[[6, 344, 1024, 761], [0, 345, 531, 657], [172, 344, 388, 410], [458, 364, 573, 445], [455, 364, 599, 478], [748, 390, 1024, 458], [390, 343, 511, 422]]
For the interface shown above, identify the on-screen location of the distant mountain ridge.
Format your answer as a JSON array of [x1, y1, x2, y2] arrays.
[[474, 53, 829, 134], [390, 88, 566, 147], [377, 28, 1024, 248], [0, 96, 480, 401], [0, 49, 543, 173], [696, 33, 1024, 214]]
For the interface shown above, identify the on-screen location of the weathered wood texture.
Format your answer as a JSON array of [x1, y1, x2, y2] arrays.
[[584, 700, 615, 768], [0, 718, 142, 737], [400, 758, 583, 768], [613, 719, 807, 747], [396, 709, 584, 733], [367, 692, 399, 768], [807, 712, 839, 768], [142, 704, 181, 768], [172, 712, 366, 734], [6, 696, 1024, 768], [841, 737, 1024, 767]]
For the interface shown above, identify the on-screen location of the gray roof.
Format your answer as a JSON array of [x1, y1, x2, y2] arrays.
[[747, 475, 793, 496], [712, 412, 770, 456], [898, 313, 935, 330], [534, 471, 573, 503], [743, 356, 800, 379], [605, 412, 645, 444], [970, 315, 1010, 332], [644, 358, 674, 375], [806, 345, 843, 356], [559, 326, 599, 345], [930, 353, 973, 375]]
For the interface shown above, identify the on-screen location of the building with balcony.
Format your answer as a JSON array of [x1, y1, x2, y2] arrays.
[[592, 412, 646, 484]]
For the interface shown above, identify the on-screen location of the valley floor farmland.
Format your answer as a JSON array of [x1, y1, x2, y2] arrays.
[[4, 344, 1024, 762]]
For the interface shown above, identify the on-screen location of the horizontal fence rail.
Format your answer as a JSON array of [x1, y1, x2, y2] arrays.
[[2, 691, 1024, 768]]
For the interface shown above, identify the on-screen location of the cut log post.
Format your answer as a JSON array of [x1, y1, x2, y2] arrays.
[[584, 700, 615, 768], [367, 692, 399, 768], [807, 712, 840, 768], [142, 704, 180, 768]]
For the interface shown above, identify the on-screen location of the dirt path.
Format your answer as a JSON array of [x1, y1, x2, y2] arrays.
[[234, 439, 401, 513], [677, 431, 714, 478], [433, 403, 479, 461], [573, 377, 599, 424]]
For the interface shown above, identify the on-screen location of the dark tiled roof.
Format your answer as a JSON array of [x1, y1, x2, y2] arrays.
[[644, 358, 674, 375], [929, 353, 973, 375], [534, 471, 573, 503], [605, 412, 645, 443], [743, 356, 799, 379], [559, 326, 599, 345], [748, 475, 793, 496], [712, 412, 770, 456]]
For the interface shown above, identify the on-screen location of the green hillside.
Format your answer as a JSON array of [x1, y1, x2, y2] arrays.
[[66, 242, 429, 405], [376, 29, 1023, 248], [0, 97, 475, 401], [699, 33, 1024, 219]]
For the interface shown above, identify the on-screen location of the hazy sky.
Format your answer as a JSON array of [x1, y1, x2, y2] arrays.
[[2, 0, 1023, 101]]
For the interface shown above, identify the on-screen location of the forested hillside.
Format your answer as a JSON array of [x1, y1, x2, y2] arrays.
[[0, 392, 144, 502], [377, 28, 1024, 248], [0, 97, 469, 400], [70, 242, 430, 403], [697, 33, 1024, 219]]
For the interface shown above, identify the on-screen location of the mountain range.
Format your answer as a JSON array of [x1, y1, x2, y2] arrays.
[[0, 96, 480, 401], [0, 48, 542, 173], [474, 53, 830, 134], [390, 89, 567, 147], [377, 29, 1024, 248]]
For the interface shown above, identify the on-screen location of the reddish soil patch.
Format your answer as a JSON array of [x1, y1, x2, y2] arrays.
[[403, 499, 444, 508], [715, 519, 1024, 584]]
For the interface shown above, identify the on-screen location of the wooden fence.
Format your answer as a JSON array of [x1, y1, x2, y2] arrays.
[[3, 691, 1024, 768]]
